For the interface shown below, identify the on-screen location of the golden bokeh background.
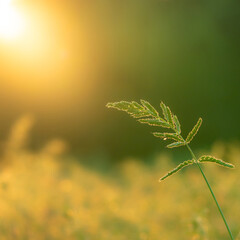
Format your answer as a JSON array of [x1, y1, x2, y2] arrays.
[[0, 0, 239, 238]]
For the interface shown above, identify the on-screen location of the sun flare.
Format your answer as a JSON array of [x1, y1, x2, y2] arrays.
[[0, 0, 25, 40]]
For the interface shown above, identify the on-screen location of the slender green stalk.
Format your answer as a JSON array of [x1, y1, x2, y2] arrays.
[[162, 126, 233, 239], [186, 143, 234, 240]]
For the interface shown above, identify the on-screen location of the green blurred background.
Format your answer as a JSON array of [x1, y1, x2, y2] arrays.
[[0, 1, 239, 239], [0, 0, 239, 159]]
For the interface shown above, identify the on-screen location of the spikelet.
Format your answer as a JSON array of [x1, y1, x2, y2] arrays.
[[173, 115, 181, 134], [167, 142, 185, 148], [198, 155, 235, 169], [138, 119, 170, 127], [186, 118, 202, 143], [159, 160, 194, 181], [131, 112, 151, 118], [130, 101, 151, 118], [107, 101, 150, 118], [159, 102, 174, 127], [160, 102, 169, 122], [153, 132, 182, 142], [166, 106, 174, 127], [131, 101, 143, 109], [140, 100, 159, 118], [107, 101, 131, 111]]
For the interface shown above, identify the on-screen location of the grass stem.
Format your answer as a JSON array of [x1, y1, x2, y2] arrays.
[[186, 144, 234, 240]]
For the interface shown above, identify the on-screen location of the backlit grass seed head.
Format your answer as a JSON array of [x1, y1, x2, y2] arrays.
[[107, 100, 236, 239], [107, 100, 235, 181]]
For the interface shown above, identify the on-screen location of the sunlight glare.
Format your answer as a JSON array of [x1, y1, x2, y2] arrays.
[[0, 0, 25, 40]]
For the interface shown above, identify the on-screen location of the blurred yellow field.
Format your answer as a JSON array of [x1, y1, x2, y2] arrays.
[[0, 116, 239, 240]]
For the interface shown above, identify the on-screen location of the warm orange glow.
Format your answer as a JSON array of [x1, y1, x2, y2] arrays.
[[0, 0, 100, 111], [0, 0, 25, 39]]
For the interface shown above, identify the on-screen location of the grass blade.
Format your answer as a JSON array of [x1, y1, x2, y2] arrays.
[[186, 118, 202, 143], [153, 132, 182, 141], [173, 115, 181, 134], [159, 160, 194, 181], [160, 102, 169, 121], [107, 101, 150, 118], [138, 119, 170, 127], [167, 142, 185, 148], [198, 155, 235, 168], [166, 106, 174, 127], [106, 101, 131, 111], [140, 100, 159, 118]]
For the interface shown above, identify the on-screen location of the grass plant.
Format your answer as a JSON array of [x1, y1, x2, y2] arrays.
[[107, 100, 235, 239]]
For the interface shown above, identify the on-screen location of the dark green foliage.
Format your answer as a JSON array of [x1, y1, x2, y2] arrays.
[[198, 155, 235, 169]]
